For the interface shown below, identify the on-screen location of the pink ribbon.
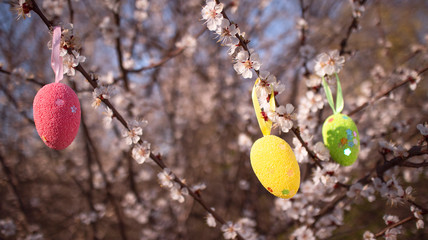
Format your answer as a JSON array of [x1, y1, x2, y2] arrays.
[[51, 26, 63, 83]]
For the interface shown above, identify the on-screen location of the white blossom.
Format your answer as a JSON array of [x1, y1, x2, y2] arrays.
[[221, 221, 241, 240], [103, 107, 114, 128], [201, 0, 224, 31], [62, 50, 86, 76], [132, 141, 151, 164], [191, 182, 207, 192], [313, 142, 330, 161], [416, 219, 424, 229], [79, 211, 97, 225], [393, 145, 409, 158], [363, 231, 375, 240], [157, 168, 174, 188], [0, 218, 16, 237], [305, 91, 324, 112], [296, 17, 308, 31], [169, 183, 188, 203], [399, 68, 421, 91], [255, 71, 276, 100], [417, 123, 428, 136], [24, 233, 44, 240], [314, 50, 345, 77], [313, 162, 340, 189], [238, 133, 252, 151], [275, 104, 296, 133], [233, 51, 261, 79], [176, 34, 197, 56], [384, 228, 400, 240], [216, 19, 239, 46], [43, 0, 64, 16], [122, 120, 147, 145], [134, 0, 149, 22], [291, 225, 315, 240], [206, 213, 217, 227], [293, 137, 308, 163]]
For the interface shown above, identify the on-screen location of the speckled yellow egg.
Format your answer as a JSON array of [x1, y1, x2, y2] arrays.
[[322, 113, 360, 166], [250, 135, 300, 198]]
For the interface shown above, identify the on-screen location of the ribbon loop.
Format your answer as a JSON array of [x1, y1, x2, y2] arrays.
[[322, 76, 336, 114], [51, 26, 63, 83], [335, 73, 344, 114], [252, 78, 275, 136]]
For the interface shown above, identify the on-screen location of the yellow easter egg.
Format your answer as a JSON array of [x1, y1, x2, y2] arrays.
[[250, 135, 300, 198]]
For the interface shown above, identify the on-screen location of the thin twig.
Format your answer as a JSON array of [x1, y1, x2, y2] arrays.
[[348, 65, 428, 116], [339, 0, 367, 55], [113, 8, 130, 91]]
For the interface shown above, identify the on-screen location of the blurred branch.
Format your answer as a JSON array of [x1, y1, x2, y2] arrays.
[[374, 201, 428, 239], [80, 108, 128, 240], [376, 145, 428, 180], [0, 153, 30, 230], [127, 47, 184, 73], [399, 160, 428, 168], [0, 68, 45, 86], [311, 192, 347, 227], [0, 80, 35, 125], [339, 0, 367, 55], [71, 176, 99, 240], [348, 65, 428, 116], [113, 6, 130, 91], [67, 0, 74, 23]]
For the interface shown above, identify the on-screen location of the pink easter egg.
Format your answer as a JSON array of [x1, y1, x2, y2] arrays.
[[33, 82, 81, 150]]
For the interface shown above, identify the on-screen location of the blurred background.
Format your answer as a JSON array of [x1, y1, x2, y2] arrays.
[[0, 0, 427, 239]]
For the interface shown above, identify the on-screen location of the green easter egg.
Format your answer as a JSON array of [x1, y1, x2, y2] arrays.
[[322, 113, 359, 166]]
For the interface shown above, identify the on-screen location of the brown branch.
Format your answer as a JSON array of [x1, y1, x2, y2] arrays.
[[113, 8, 130, 91], [374, 215, 415, 238], [0, 68, 45, 86], [373, 203, 428, 240], [339, 0, 367, 55], [27, 1, 242, 238], [376, 145, 428, 180], [0, 81, 35, 125], [80, 108, 128, 240], [399, 160, 428, 168], [291, 126, 323, 168], [311, 192, 347, 227], [67, 0, 74, 23], [348, 66, 428, 116]]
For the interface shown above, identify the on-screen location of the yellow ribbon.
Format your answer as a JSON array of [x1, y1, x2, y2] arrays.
[[252, 78, 275, 136]]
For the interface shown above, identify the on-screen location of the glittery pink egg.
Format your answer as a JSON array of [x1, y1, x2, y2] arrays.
[[33, 82, 81, 150]]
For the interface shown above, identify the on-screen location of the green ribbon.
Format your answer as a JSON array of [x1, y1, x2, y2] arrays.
[[321, 73, 344, 114]]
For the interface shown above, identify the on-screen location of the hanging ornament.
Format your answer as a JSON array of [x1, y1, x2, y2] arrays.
[[321, 74, 359, 166], [33, 26, 81, 150], [249, 79, 300, 198]]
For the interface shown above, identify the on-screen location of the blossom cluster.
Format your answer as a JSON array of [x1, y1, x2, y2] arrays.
[[220, 218, 259, 240], [157, 168, 189, 203], [201, 0, 296, 133], [122, 120, 151, 164], [47, 23, 86, 77]]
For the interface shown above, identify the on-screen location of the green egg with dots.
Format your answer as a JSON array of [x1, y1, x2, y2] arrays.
[[322, 113, 360, 166]]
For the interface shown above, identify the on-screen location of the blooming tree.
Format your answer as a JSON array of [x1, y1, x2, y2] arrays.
[[0, 0, 427, 239]]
